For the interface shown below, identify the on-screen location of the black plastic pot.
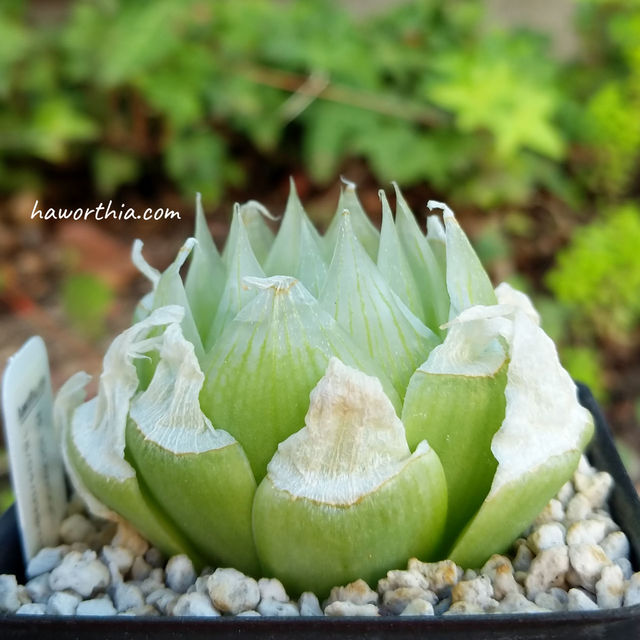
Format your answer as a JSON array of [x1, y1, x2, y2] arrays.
[[0, 384, 639, 639]]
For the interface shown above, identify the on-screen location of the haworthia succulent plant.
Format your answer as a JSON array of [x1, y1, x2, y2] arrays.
[[54, 180, 593, 596]]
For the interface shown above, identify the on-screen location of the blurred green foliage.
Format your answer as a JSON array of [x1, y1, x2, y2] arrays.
[[61, 273, 114, 339], [0, 0, 574, 207]]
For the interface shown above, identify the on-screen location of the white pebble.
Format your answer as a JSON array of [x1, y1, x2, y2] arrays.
[[600, 531, 630, 561], [451, 576, 495, 609], [26, 547, 66, 579], [76, 597, 117, 616], [565, 494, 592, 522], [574, 472, 613, 509], [16, 603, 46, 615], [615, 558, 633, 580], [576, 455, 596, 477], [258, 598, 300, 616], [119, 604, 159, 617], [101, 546, 134, 579], [298, 591, 323, 616], [567, 588, 599, 611], [568, 544, 611, 591], [324, 601, 379, 616], [327, 579, 378, 606], [258, 577, 289, 603], [399, 599, 434, 616], [237, 610, 261, 617], [48, 550, 110, 597], [534, 499, 565, 525], [165, 555, 196, 594], [524, 546, 569, 599], [556, 481, 575, 506], [193, 575, 211, 595], [498, 592, 549, 613], [59, 514, 96, 544], [138, 575, 165, 597], [46, 591, 81, 615], [207, 568, 260, 614], [0, 574, 21, 614], [112, 582, 145, 612], [378, 569, 429, 593], [624, 573, 640, 607], [381, 587, 436, 614], [480, 555, 523, 599], [595, 564, 625, 608], [172, 592, 220, 617], [566, 519, 607, 546], [25, 573, 52, 604], [407, 559, 463, 595], [444, 601, 485, 615], [528, 523, 566, 553]]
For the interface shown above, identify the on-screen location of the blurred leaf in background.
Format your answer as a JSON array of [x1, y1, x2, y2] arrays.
[[61, 273, 114, 340]]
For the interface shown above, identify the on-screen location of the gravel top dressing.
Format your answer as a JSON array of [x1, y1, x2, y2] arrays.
[[1, 454, 638, 619]]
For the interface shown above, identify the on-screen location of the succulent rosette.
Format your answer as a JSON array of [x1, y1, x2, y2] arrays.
[[54, 180, 593, 598]]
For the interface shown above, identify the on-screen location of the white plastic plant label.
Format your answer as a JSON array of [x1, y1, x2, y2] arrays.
[[2, 336, 67, 562]]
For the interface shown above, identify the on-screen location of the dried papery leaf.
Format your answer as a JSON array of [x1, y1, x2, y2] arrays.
[[393, 183, 449, 336], [323, 177, 380, 262], [376, 189, 424, 321], [60, 307, 200, 559], [320, 210, 438, 399], [253, 358, 447, 597], [263, 178, 327, 296], [427, 200, 497, 319], [222, 199, 278, 266], [185, 193, 226, 345], [200, 276, 400, 481], [132, 238, 204, 364], [402, 305, 510, 544], [206, 204, 265, 349], [127, 324, 260, 574]]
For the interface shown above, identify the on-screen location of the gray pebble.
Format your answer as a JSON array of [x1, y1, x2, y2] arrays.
[[165, 555, 196, 594], [26, 547, 66, 579], [257, 598, 300, 616], [147, 588, 178, 615], [381, 587, 436, 615], [25, 573, 53, 604], [46, 591, 81, 615], [615, 557, 633, 580], [119, 604, 160, 617], [298, 592, 323, 616], [534, 591, 567, 611], [76, 596, 117, 616], [112, 582, 145, 612], [130, 556, 152, 581], [567, 588, 599, 611], [16, 602, 47, 615], [512, 540, 534, 572], [144, 547, 165, 569], [172, 592, 220, 617], [433, 596, 452, 615], [624, 573, 640, 607]]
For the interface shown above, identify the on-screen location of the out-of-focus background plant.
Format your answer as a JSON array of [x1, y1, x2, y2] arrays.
[[0, 0, 639, 498]]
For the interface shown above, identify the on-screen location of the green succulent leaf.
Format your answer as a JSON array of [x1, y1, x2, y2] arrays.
[[263, 178, 327, 296], [393, 184, 449, 336], [206, 204, 266, 348], [200, 276, 400, 482], [320, 209, 438, 399], [126, 323, 260, 575], [185, 193, 226, 345], [222, 199, 277, 267], [323, 178, 380, 262], [376, 189, 424, 321], [253, 359, 447, 597]]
